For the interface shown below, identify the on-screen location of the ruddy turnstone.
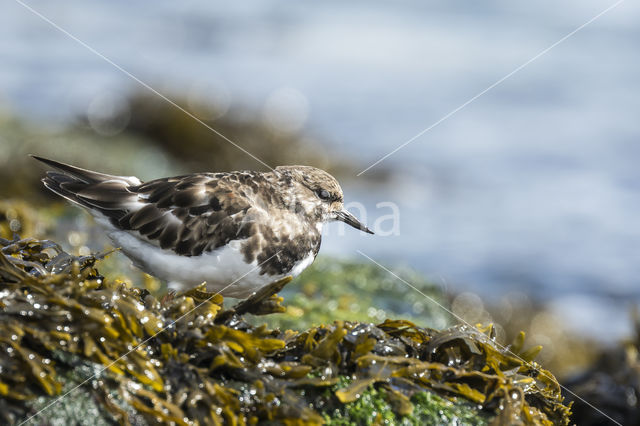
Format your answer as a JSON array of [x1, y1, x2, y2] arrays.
[[33, 156, 373, 298]]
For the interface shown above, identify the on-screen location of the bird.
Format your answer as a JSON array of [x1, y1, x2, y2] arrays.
[[32, 156, 373, 298]]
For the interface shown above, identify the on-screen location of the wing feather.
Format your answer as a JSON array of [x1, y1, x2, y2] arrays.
[[125, 172, 269, 255], [35, 155, 273, 257]]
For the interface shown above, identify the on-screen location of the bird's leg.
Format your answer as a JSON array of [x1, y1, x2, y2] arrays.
[[234, 276, 293, 316], [215, 276, 292, 323], [160, 290, 177, 307]]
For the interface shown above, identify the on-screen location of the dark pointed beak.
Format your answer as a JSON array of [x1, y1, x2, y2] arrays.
[[334, 209, 374, 234]]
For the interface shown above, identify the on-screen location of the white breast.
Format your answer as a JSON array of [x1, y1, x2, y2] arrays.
[[97, 218, 317, 298]]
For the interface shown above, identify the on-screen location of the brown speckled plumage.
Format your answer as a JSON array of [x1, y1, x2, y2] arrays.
[[33, 157, 373, 296]]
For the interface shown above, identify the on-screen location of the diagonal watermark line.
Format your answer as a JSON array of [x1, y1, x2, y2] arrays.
[[356, 250, 622, 426], [19, 250, 282, 425], [13, 0, 274, 172], [357, 0, 625, 176]]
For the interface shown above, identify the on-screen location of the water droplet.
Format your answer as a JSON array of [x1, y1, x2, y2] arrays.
[[9, 219, 21, 232]]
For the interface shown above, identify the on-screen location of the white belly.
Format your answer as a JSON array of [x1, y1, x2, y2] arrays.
[[102, 224, 315, 298]]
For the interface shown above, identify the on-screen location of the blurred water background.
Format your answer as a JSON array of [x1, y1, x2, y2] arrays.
[[1, 0, 639, 342]]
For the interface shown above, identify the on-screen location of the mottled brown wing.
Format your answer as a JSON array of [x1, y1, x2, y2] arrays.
[[34, 156, 270, 257], [119, 172, 268, 256]]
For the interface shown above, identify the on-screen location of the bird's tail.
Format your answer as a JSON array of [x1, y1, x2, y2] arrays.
[[31, 155, 141, 220]]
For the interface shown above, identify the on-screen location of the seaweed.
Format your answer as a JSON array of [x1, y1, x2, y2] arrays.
[[122, 93, 345, 175], [0, 234, 571, 425], [0, 201, 46, 241], [564, 308, 640, 425]]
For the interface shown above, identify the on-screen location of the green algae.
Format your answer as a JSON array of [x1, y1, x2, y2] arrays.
[[325, 386, 488, 426], [409, 392, 487, 425], [0, 234, 572, 425], [253, 257, 451, 332]]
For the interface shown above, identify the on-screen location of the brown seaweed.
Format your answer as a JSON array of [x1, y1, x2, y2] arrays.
[[564, 308, 640, 425], [0, 235, 571, 425]]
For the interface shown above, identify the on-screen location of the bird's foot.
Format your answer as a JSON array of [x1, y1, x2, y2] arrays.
[[215, 276, 292, 323]]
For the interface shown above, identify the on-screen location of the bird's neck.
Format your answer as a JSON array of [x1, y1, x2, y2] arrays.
[[267, 172, 324, 224]]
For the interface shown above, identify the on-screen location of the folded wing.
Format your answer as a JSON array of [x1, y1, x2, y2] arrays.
[[34, 156, 265, 256]]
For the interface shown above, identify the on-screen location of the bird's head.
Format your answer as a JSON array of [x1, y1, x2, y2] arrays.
[[275, 165, 374, 234]]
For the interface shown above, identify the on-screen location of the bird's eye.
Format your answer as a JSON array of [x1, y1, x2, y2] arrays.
[[316, 189, 331, 201]]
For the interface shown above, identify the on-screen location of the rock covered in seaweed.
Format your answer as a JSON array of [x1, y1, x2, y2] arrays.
[[564, 310, 640, 425], [0, 235, 571, 425]]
